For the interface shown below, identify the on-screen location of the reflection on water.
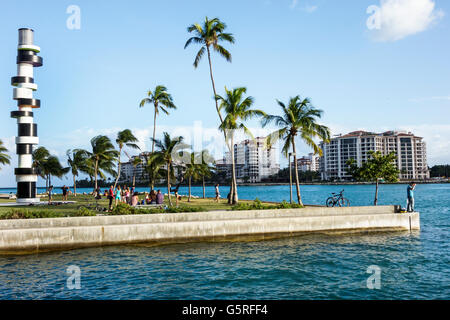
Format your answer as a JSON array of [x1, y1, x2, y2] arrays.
[[0, 184, 449, 300]]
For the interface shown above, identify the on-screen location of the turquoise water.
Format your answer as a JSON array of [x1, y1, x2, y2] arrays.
[[0, 184, 449, 299]]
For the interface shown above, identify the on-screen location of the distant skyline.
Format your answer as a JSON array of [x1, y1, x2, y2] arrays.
[[1, 0, 449, 187]]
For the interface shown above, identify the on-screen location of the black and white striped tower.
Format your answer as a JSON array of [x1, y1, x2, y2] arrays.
[[11, 28, 43, 203]]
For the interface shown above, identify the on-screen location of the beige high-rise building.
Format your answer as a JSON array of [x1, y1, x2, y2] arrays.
[[319, 130, 429, 181]]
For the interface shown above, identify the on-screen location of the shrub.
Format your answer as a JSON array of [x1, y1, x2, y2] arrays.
[[76, 207, 96, 217], [231, 199, 303, 211]]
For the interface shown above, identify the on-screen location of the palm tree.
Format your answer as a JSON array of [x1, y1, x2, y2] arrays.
[[143, 152, 166, 190], [32, 146, 50, 190], [185, 152, 204, 202], [262, 96, 330, 205], [113, 129, 140, 190], [131, 156, 142, 188], [79, 135, 118, 190], [139, 85, 177, 154], [32, 147, 69, 189], [199, 149, 215, 199], [0, 140, 11, 169], [151, 132, 188, 206], [184, 17, 234, 126], [66, 149, 89, 196], [216, 87, 266, 204]]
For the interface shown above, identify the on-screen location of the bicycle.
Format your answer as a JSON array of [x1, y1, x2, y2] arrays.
[[77, 197, 107, 212], [326, 190, 350, 207]]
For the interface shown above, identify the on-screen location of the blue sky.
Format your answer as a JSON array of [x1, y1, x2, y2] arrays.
[[0, 0, 449, 187]]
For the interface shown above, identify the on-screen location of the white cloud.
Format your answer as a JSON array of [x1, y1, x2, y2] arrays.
[[368, 0, 444, 42]]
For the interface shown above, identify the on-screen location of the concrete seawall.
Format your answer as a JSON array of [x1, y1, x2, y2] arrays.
[[0, 206, 420, 254]]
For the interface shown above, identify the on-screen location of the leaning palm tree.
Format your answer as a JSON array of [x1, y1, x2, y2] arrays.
[[185, 17, 234, 126], [216, 87, 266, 204], [78, 135, 119, 190], [66, 149, 90, 196], [139, 85, 176, 154], [113, 129, 140, 190], [0, 140, 11, 169], [151, 132, 188, 206], [262, 96, 330, 205]]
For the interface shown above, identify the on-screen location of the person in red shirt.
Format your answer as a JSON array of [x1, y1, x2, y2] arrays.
[[108, 185, 114, 211]]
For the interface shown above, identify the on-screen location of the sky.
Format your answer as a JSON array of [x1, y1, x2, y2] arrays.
[[0, 0, 449, 187]]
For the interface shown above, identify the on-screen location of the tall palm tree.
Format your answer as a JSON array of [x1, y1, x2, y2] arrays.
[[66, 149, 89, 196], [262, 96, 330, 205], [216, 87, 266, 204], [131, 156, 142, 188], [184, 17, 234, 126], [0, 140, 11, 169], [139, 85, 177, 154], [113, 129, 140, 190], [151, 132, 188, 206], [78, 135, 118, 190]]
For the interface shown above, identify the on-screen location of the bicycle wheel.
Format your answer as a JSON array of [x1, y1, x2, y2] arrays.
[[326, 197, 335, 207], [339, 198, 350, 207]]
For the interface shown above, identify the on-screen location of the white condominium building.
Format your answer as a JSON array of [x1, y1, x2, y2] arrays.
[[294, 153, 320, 172], [319, 130, 429, 181], [216, 137, 280, 183]]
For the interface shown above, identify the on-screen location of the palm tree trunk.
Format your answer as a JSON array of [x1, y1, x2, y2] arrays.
[[230, 134, 238, 205], [167, 162, 172, 206], [94, 158, 99, 190], [73, 175, 77, 196], [374, 179, 379, 206], [292, 137, 303, 206], [113, 147, 123, 191], [152, 103, 157, 154], [133, 173, 136, 188], [188, 176, 191, 202], [202, 176, 206, 199], [206, 46, 224, 125]]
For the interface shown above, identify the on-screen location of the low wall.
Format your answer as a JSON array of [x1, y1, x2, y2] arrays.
[[0, 206, 420, 254]]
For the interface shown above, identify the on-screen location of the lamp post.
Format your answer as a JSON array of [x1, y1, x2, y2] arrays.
[[288, 152, 293, 204]]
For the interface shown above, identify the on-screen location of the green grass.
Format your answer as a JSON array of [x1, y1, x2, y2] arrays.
[[0, 193, 302, 219]]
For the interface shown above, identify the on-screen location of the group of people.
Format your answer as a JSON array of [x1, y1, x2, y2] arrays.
[[94, 185, 165, 211]]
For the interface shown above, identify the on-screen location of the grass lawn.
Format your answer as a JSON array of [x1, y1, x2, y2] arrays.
[[0, 193, 266, 217]]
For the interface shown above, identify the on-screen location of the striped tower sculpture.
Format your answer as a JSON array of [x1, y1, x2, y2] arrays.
[[11, 28, 43, 203]]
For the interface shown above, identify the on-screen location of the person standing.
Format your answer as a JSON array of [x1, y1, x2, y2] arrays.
[[61, 185, 69, 201], [108, 185, 114, 211], [215, 184, 220, 203], [115, 185, 122, 207], [407, 182, 416, 212]]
